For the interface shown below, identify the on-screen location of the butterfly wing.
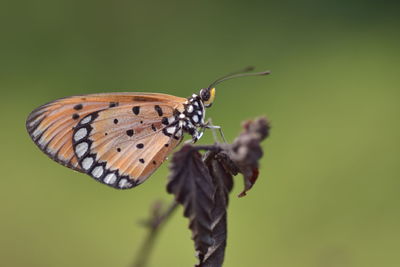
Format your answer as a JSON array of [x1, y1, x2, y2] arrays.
[[72, 103, 184, 188], [26, 93, 187, 188]]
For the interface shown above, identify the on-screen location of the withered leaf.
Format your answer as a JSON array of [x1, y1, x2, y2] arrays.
[[223, 117, 270, 197], [167, 145, 215, 263], [200, 151, 234, 267]]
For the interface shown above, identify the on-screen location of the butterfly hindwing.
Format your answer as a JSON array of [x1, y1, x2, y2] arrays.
[[72, 103, 183, 188], [26, 93, 187, 186]]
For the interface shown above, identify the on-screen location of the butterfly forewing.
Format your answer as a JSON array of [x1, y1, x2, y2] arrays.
[[26, 93, 187, 188]]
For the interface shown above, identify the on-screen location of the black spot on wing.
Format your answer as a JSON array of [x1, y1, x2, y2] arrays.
[[132, 106, 140, 115], [136, 143, 144, 149], [161, 117, 169, 125], [74, 104, 83, 110], [109, 102, 119, 108], [154, 105, 163, 116]]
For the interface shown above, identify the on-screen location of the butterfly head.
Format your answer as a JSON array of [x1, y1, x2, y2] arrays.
[[199, 87, 216, 108]]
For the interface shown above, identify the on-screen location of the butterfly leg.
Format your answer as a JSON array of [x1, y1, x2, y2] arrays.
[[203, 118, 227, 143], [184, 129, 203, 144], [194, 130, 204, 142], [184, 133, 202, 144]]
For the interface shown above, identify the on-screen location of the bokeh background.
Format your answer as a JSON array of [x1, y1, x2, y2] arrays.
[[1, 0, 399, 266]]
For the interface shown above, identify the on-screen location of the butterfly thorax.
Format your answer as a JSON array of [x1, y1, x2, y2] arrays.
[[161, 93, 205, 142]]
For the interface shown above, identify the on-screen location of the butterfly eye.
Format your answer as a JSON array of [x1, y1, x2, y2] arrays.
[[200, 88, 215, 108]]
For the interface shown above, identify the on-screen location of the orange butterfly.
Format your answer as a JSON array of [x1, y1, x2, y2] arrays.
[[26, 68, 270, 189]]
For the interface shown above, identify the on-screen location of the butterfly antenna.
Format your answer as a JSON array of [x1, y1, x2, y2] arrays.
[[207, 67, 271, 89]]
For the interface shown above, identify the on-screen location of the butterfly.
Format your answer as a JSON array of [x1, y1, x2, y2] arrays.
[[26, 67, 270, 189]]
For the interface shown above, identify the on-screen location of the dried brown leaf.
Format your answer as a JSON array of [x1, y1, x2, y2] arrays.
[[167, 145, 215, 263], [223, 117, 270, 197], [200, 152, 234, 267]]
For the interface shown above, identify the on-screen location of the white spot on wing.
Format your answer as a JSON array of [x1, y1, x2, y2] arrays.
[[186, 121, 194, 128], [179, 113, 185, 119], [192, 115, 199, 123], [45, 145, 57, 156], [168, 117, 175, 124], [32, 128, 42, 138], [179, 120, 186, 127], [74, 128, 87, 142], [37, 136, 47, 147], [82, 157, 94, 170], [187, 105, 194, 113], [118, 178, 131, 188], [104, 173, 117, 184], [75, 142, 89, 158], [193, 102, 199, 107], [166, 126, 176, 134], [175, 129, 182, 137], [91, 166, 104, 178], [80, 115, 92, 125]]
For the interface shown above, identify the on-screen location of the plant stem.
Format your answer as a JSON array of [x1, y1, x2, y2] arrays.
[[132, 201, 179, 267]]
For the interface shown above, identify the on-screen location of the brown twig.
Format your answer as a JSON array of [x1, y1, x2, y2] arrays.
[[132, 200, 179, 267]]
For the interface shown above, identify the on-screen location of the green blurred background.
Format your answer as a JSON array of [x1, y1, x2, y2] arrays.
[[1, 0, 399, 266]]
